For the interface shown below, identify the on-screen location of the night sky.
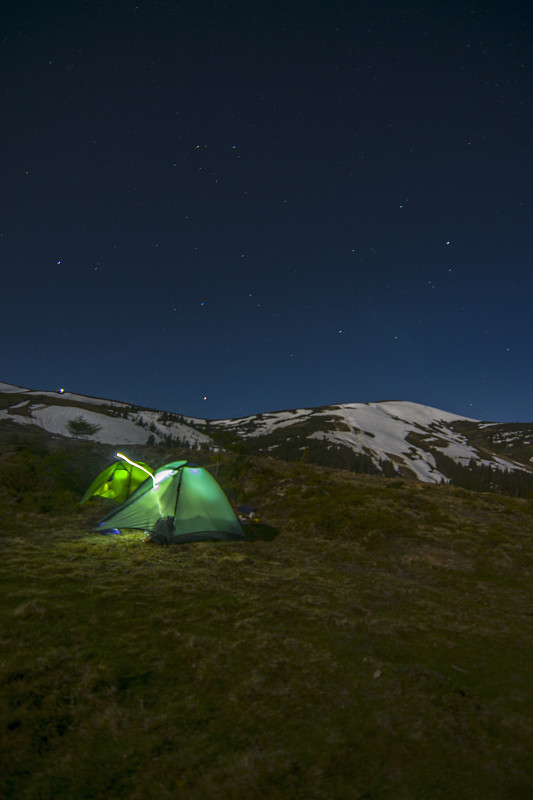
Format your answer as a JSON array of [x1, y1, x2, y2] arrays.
[[2, 0, 531, 422]]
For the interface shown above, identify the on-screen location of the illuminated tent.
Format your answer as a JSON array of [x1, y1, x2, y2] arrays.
[[81, 459, 153, 504], [95, 461, 246, 544]]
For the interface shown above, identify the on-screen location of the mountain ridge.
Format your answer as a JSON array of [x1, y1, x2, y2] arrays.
[[1, 381, 532, 489]]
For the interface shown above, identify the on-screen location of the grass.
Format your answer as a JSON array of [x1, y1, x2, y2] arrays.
[[1, 449, 533, 799]]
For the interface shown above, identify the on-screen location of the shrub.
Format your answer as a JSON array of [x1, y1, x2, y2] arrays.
[[66, 416, 102, 438], [0, 448, 79, 512]]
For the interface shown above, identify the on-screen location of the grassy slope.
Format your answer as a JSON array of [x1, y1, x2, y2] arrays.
[[1, 453, 533, 799]]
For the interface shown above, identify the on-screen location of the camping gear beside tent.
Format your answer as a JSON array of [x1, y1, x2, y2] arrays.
[[95, 461, 246, 544], [237, 504, 256, 521], [81, 459, 153, 504]]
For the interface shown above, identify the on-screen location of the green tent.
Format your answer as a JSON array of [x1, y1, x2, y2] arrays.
[[81, 459, 153, 504], [95, 461, 246, 544]]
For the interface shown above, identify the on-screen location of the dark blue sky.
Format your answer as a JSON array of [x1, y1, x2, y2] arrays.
[[2, 0, 531, 421]]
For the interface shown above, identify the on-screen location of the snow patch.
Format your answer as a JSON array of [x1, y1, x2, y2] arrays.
[[0, 382, 28, 393], [28, 406, 150, 444]]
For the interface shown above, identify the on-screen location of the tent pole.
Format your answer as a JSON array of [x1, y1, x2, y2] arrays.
[[172, 468, 184, 521]]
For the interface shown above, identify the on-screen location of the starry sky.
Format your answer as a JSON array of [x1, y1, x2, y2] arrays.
[[2, 0, 531, 422]]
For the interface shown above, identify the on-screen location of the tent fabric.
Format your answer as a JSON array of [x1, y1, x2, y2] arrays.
[[95, 461, 245, 544], [81, 460, 153, 504]]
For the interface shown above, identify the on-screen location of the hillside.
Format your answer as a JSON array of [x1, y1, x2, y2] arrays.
[[1, 433, 533, 799], [1, 381, 532, 495]]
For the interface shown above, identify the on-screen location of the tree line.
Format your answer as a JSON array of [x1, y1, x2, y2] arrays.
[[430, 449, 533, 497]]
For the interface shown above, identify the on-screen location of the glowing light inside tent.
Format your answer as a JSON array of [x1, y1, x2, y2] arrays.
[[116, 452, 155, 487], [153, 469, 176, 486]]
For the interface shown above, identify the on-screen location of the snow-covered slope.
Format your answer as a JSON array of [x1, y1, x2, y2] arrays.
[[1, 382, 532, 484], [0, 383, 209, 448], [312, 401, 477, 482], [210, 400, 533, 483]]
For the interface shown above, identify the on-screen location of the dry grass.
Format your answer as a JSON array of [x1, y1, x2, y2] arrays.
[[1, 453, 533, 799]]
